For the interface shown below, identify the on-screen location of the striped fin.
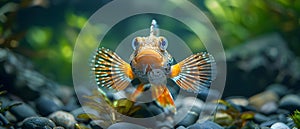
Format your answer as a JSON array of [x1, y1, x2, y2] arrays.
[[170, 52, 216, 93], [91, 47, 134, 91], [151, 85, 176, 113]]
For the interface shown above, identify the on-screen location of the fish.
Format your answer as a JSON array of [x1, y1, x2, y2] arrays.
[[91, 19, 217, 113]]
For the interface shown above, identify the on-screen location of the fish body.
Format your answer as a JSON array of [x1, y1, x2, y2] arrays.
[[92, 20, 216, 113]]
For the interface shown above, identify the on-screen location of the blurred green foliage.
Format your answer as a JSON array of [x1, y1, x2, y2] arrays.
[[0, 0, 299, 85]]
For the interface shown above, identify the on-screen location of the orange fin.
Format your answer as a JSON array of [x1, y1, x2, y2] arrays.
[[130, 84, 145, 101], [151, 85, 176, 113], [91, 47, 134, 91], [170, 52, 216, 93]]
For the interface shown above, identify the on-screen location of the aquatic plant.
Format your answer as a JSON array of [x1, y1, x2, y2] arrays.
[[0, 89, 22, 113], [291, 110, 300, 128], [0, 86, 22, 128], [214, 100, 255, 128], [77, 90, 141, 128]]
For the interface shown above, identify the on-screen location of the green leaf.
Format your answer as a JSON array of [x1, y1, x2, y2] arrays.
[[77, 113, 99, 120]]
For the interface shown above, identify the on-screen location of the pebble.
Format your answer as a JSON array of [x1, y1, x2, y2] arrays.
[[176, 126, 187, 129], [249, 91, 279, 110], [270, 122, 290, 129], [107, 122, 146, 129], [279, 94, 300, 112], [156, 121, 173, 129], [148, 104, 164, 116], [266, 84, 288, 97], [260, 120, 278, 128], [48, 111, 76, 129], [254, 113, 271, 124], [130, 103, 153, 118], [0, 114, 10, 126], [0, 48, 8, 61], [4, 111, 17, 123], [70, 107, 90, 123], [260, 101, 278, 114], [176, 111, 199, 127], [225, 96, 249, 107], [213, 112, 233, 126], [10, 101, 38, 121], [187, 121, 223, 129], [90, 120, 105, 129], [197, 89, 219, 101], [62, 97, 79, 112], [243, 121, 261, 128], [36, 95, 62, 116], [181, 97, 204, 110], [22, 117, 56, 129], [54, 86, 73, 104]]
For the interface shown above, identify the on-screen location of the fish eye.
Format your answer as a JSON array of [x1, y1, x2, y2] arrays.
[[159, 37, 168, 50], [132, 37, 139, 50]]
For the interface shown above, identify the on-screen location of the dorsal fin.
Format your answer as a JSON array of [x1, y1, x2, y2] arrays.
[[150, 19, 159, 36]]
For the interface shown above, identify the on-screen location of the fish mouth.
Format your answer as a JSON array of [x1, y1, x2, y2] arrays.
[[134, 49, 163, 73]]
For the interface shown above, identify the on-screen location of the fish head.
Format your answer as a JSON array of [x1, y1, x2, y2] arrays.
[[130, 36, 173, 77]]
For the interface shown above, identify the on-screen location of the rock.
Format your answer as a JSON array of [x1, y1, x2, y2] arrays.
[[270, 122, 290, 129], [90, 120, 104, 129], [187, 121, 223, 129], [4, 111, 17, 123], [48, 111, 76, 129], [0, 114, 10, 126], [176, 126, 187, 129], [254, 113, 271, 124], [14, 70, 46, 100], [213, 112, 233, 127], [249, 91, 279, 110], [181, 97, 204, 110], [196, 87, 210, 101], [0, 97, 11, 109], [22, 117, 56, 129], [286, 117, 296, 128], [53, 127, 65, 129], [260, 101, 278, 114], [70, 107, 90, 123], [197, 89, 219, 101], [242, 121, 261, 129], [36, 95, 62, 116], [10, 101, 38, 121], [130, 103, 153, 118], [225, 96, 249, 107], [279, 94, 300, 112], [240, 105, 257, 112], [260, 120, 278, 128], [176, 111, 199, 127], [107, 122, 146, 129], [254, 113, 270, 124], [266, 84, 289, 97], [156, 121, 173, 129], [0, 48, 61, 101], [54, 86, 73, 104], [62, 97, 79, 112], [224, 33, 298, 97], [148, 104, 164, 116], [277, 114, 288, 123]]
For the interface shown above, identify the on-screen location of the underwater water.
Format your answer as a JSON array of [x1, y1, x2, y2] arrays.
[[1, 0, 300, 129]]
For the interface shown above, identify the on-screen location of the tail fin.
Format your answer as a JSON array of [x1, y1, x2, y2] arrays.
[[151, 85, 176, 113]]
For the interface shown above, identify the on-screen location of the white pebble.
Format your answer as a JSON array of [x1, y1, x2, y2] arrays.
[[270, 122, 290, 129]]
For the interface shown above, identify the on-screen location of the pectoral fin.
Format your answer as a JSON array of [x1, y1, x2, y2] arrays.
[[92, 48, 135, 91], [170, 52, 216, 92]]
